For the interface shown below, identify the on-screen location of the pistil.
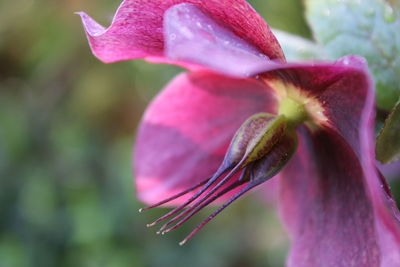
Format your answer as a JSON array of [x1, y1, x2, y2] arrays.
[[139, 112, 298, 244]]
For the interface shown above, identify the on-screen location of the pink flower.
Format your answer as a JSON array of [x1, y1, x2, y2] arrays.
[[78, 1, 400, 266]]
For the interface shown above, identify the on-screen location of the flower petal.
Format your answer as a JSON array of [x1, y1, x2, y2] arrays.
[[77, 0, 284, 63], [262, 55, 400, 223], [164, 3, 274, 76], [134, 71, 276, 205], [275, 56, 400, 265], [279, 127, 382, 266], [288, 55, 400, 246]]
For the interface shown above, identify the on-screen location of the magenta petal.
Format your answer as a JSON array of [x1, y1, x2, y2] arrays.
[[164, 3, 273, 76], [77, 0, 284, 63], [134, 71, 276, 205], [280, 128, 382, 266], [276, 55, 400, 265], [289, 55, 400, 241]]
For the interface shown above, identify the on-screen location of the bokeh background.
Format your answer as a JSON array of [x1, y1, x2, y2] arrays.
[[1, 0, 399, 266]]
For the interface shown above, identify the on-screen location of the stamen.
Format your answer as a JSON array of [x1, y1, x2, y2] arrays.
[[179, 179, 265, 245]]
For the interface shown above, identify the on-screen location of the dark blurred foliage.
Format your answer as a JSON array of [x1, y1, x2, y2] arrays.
[[0, 0, 398, 267]]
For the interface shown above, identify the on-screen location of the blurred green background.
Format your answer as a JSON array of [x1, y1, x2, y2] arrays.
[[0, 0, 398, 267]]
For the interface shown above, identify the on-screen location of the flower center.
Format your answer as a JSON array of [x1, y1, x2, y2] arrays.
[[263, 78, 327, 127], [278, 97, 308, 127]]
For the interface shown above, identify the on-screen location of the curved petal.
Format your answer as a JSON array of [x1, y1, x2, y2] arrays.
[[134, 71, 276, 205], [164, 3, 273, 76], [279, 127, 382, 266], [290, 56, 400, 244], [260, 56, 400, 233], [274, 56, 400, 265], [77, 0, 284, 63]]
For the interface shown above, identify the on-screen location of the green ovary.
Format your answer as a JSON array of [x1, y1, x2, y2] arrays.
[[278, 97, 309, 127]]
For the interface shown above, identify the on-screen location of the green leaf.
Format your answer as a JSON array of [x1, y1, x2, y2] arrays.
[[272, 29, 326, 60], [306, 0, 400, 110], [376, 99, 400, 163]]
